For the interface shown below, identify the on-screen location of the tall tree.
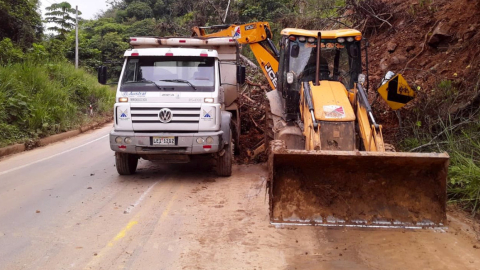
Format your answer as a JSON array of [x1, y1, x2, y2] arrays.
[[45, 2, 82, 37], [0, 0, 43, 47]]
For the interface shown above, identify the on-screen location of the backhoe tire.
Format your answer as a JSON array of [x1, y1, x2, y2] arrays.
[[116, 152, 138, 175], [216, 128, 233, 177], [384, 143, 396, 152]]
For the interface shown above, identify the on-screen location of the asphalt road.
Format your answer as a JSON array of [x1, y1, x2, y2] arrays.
[[0, 124, 479, 270]]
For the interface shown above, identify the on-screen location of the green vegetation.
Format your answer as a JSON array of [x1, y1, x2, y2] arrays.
[[0, 60, 114, 147], [400, 78, 480, 215], [0, 0, 42, 48], [57, 0, 347, 74], [45, 2, 82, 37], [0, 0, 114, 148]]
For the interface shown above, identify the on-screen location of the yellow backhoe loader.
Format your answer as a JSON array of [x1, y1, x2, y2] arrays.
[[194, 23, 449, 228]]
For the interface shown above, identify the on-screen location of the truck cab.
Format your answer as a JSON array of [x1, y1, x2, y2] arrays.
[[99, 37, 244, 176]]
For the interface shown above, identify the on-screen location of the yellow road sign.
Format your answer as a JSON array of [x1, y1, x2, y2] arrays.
[[377, 74, 415, 110]]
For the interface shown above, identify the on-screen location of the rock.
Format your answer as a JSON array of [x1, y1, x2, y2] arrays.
[[428, 22, 452, 48], [379, 57, 389, 71], [391, 55, 407, 65], [387, 41, 398, 53], [405, 41, 415, 52]]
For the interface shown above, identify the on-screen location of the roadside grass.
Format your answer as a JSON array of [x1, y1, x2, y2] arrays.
[[0, 61, 114, 148], [445, 123, 480, 216], [400, 78, 480, 216]]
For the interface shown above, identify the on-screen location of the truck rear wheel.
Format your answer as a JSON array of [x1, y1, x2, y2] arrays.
[[216, 129, 233, 177], [115, 152, 138, 175]]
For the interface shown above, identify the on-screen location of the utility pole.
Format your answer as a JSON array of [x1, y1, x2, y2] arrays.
[[75, 5, 79, 69]]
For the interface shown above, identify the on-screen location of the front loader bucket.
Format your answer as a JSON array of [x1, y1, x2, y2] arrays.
[[269, 146, 449, 228]]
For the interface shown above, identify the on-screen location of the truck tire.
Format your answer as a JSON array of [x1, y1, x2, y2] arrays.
[[115, 152, 138, 175], [216, 128, 233, 177]]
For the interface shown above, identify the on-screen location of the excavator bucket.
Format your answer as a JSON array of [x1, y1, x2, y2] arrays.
[[268, 146, 449, 228]]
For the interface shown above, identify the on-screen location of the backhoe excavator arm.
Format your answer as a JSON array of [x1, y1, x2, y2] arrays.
[[193, 22, 280, 90]]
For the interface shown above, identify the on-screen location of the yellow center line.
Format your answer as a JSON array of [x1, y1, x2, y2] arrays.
[[83, 182, 183, 269], [107, 220, 138, 247]]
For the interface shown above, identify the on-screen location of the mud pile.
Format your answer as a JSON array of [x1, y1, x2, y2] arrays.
[[365, 0, 480, 141]]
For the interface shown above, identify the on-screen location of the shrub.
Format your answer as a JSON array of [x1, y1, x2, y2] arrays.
[[0, 60, 115, 147]]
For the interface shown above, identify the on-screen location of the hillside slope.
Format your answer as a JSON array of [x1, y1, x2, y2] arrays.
[[364, 0, 480, 142]]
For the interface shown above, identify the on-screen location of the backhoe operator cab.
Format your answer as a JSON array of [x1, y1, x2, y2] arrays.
[[266, 29, 367, 151], [276, 29, 363, 122], [99, 37, 245, 176]]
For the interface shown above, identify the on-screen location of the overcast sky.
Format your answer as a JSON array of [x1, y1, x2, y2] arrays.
[[40, 0, 109, 20]]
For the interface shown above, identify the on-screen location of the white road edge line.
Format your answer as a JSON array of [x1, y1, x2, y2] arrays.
[[123, 178, 164, 214], [0, 134, 109, 176]]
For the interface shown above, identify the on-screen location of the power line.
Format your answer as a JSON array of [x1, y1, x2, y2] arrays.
[[42, 0, 57, 7]]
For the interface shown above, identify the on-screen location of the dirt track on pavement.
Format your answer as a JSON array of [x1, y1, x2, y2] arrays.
[[0, 125, 479, 269]]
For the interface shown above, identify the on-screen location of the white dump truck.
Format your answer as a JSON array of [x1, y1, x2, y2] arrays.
[[98, 37, 245, 176]]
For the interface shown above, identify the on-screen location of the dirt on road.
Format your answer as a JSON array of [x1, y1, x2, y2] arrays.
[[0, 126, 479, 270]]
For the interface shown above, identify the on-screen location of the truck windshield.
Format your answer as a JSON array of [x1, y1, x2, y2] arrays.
[[121, 56, 215, 92], [288, 39, 361, 89]]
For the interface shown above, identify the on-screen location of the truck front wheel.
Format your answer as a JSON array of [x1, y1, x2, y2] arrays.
[[115, 152, 138, 175], [216, 129, 233, 177]]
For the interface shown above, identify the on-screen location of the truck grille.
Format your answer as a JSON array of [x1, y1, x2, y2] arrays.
[[131, 107, 200, 123], [131, 105, 201, 131]]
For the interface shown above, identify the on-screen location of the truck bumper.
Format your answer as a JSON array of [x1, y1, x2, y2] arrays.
[[110, 130, 224, 155]]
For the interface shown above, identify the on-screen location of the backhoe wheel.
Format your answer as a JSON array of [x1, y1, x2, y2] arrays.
[[115, 152, 138, 175], [384, 143, 396, 152], [216, 128, 233, 177]]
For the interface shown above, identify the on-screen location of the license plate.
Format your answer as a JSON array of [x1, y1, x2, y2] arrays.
[[152, 136, 175, 145]]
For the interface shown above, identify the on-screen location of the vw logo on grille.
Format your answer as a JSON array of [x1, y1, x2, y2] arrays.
[[158, 108, 172, 123]]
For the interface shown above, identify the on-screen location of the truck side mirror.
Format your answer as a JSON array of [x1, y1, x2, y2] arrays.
[[98, 66, 107, 85], [236, 65, 246, 84]]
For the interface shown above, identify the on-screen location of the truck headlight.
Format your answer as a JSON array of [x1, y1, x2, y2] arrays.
[[196, 138, 204, 144], [119, 97, 128, 102], [124, 137, 132, 144], [204, 98, 214, 103], [115, 137, 123, 143], [206, 137, 214, 144]]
